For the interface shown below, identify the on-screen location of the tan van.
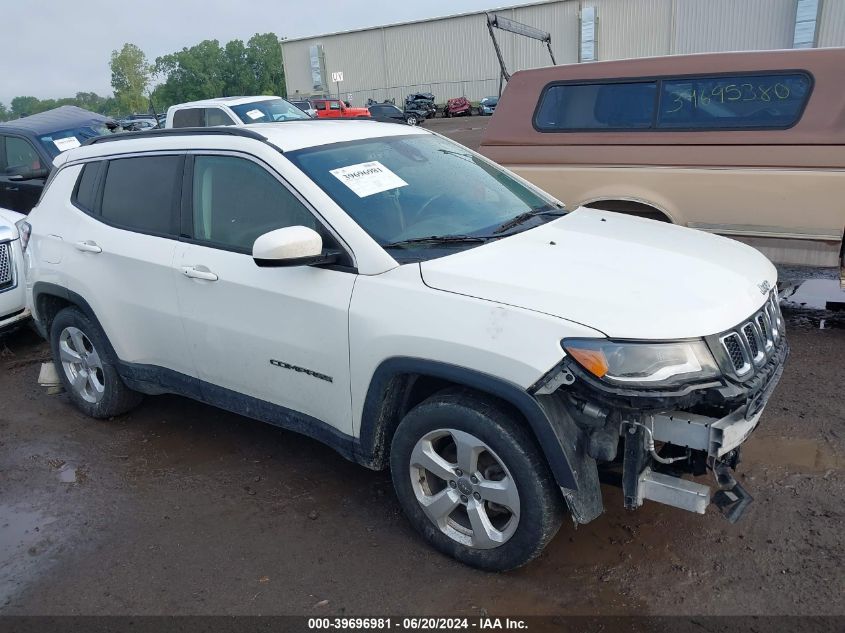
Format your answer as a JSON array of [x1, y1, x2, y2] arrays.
[[480, 48, 845, 276]]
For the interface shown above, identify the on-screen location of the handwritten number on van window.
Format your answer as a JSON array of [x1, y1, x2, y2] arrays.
[[741, 83, 756, 101], [653, 74, 808, 129], [664, 83, 794, 112]]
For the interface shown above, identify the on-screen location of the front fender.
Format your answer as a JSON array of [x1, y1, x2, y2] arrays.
[[359, 356, 579, 491]]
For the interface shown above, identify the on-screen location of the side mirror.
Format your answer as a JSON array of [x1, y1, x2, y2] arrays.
[[252, 226, 337, 267], [8, 166, 49, 181]]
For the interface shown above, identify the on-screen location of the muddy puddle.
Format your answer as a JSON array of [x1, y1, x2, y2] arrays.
[[0, 505, 56, 605], [743, 437, 842, 473], [781, 278, 845, 312]]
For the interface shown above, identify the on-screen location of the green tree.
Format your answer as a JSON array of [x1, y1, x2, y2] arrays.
[[0, 92, 119, 122], [75, 91, 104, 110], [153, 39, 225, 106], [246, 33, 285, 96], [110, 43, 151, 114], [222, 39, 256, 96], [10, 96, 40, 117], [149, 33, 287, 112]]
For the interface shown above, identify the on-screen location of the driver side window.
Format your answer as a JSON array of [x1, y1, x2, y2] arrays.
[[191, 155, 317, 252]]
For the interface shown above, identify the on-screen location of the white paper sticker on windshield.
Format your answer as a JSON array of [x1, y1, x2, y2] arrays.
[[53, 137, 81, 152], [329, 161, 408, 198], [245, 109, 264, 120]]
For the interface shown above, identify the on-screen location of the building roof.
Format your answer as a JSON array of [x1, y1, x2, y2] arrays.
[[281, 0, 551, 43], [0, 105, 111, 136]]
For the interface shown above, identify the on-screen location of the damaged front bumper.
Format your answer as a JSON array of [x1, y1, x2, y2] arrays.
[[534, 311, 789, 526]]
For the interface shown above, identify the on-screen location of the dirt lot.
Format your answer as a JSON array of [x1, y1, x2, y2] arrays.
[[1, 117, 843, 618]]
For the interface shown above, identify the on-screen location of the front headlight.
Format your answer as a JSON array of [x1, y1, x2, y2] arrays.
[[562, 339, 720, 388], [16, 219, 32, 252]]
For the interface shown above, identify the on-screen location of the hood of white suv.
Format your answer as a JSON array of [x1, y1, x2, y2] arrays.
[[420, 208, 776, 340], [0, 207, 24, 239]]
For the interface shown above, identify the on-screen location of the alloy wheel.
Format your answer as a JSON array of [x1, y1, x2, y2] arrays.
[[409, 428, 520, 549], [58, 326, 105, 404]]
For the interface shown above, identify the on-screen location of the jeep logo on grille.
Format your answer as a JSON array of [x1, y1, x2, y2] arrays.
[[757, 280, 771, 295]]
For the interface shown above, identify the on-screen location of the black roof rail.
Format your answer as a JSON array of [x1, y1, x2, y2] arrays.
[[83, 127, 268, 146]]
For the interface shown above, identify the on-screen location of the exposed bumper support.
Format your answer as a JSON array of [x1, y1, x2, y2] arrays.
[[650, 406, 764, 458], [638, 468, 709, 514]]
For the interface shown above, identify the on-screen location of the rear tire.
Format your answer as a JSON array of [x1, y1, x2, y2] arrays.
[[390, 389, 564, 571], [49, 307, 142, 419]]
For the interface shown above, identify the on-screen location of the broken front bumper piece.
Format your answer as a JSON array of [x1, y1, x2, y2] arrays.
[[537, 334, 788, 526], [627, 358, 786, 523]]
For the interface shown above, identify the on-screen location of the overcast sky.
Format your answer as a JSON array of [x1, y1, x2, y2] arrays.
[[1, 0, 535, 105]]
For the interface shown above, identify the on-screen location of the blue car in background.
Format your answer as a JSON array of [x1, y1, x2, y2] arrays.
[[477, 96, 498, 116], [0, 106, 116, 213]]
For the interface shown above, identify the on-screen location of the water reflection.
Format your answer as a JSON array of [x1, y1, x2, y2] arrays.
[[780, 279, 845, 312]]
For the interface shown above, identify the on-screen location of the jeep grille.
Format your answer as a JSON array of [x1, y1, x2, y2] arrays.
[[718, 292, 782, 378], [0, 242, 13, 291]]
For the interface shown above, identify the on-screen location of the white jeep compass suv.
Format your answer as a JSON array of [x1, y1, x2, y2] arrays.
[[22, 122, 788, 570]]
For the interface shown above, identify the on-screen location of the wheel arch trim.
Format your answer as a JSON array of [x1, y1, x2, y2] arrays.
[[32, 282, 112, 352], [359, 357, 578, 490], [579, 195, 676, 223]]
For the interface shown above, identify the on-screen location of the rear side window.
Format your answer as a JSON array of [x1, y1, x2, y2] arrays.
[[101, 156, 182, 235], [73, 161, 102, 213], [658, 73, 812, 129], [535, 82, 656, 130], [534, 72, 813, 132], [172, 108, 204, 128], [205, 108, 235, 126]]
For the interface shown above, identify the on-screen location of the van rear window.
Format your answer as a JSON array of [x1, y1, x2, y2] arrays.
[[534, 72, 812, 132], [535, 82, 657, 130]]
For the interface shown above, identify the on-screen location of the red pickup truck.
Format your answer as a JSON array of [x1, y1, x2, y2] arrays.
[[312, 99, 371, 119]]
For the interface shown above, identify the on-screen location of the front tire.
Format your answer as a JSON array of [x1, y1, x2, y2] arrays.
[[50, 307, 142, 419], [405, 114, 418, 126], [390, 389, 564, 571]]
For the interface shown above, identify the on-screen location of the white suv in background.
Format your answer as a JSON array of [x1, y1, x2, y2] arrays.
[[0, 207, 30, 332], [165, 96, 310, 128], [22, 122, 788, 570]]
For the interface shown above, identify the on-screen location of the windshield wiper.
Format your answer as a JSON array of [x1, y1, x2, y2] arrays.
[[493, 205, 567, 234], [381, 235, 490, 249]]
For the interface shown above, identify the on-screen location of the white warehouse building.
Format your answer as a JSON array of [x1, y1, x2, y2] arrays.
[[281, 0, 845, 106]]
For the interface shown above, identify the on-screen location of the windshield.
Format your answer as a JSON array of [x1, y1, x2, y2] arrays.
[[230, 98, 310, 124], [38, 123, 115, 158], [287, 134, 561, 249]]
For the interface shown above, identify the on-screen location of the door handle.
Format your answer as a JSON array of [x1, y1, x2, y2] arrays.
[[6, 187, 19, 192], [74, 240, 102, 253], [182, 266, 218, 282]]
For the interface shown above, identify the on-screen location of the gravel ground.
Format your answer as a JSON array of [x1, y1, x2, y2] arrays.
[[0, 116, 842, 618]]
